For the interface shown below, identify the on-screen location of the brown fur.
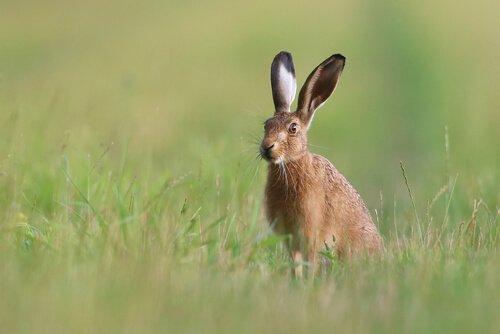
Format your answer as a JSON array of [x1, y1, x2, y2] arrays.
[[261, 52, 382, 276]]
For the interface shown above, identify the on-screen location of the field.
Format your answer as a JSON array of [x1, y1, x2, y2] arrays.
[[0, 1, 499, 333]]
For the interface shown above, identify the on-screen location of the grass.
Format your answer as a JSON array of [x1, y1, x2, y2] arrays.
[[0, 0, 499, 333]]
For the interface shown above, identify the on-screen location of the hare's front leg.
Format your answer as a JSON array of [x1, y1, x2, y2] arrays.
[[288, 234, 304, 278], [301, 209, 322, 278], [304, 230, 319, 278], [289, 227, 319, 279], [290, 248, 303, 278]]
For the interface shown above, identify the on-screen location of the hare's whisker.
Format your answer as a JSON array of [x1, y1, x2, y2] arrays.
[[308, 143, 334, 151]]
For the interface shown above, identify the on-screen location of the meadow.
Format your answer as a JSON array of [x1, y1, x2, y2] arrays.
[[0, 1, 498, 333]]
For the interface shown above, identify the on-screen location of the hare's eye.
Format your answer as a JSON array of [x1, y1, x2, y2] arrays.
[[288, 123, 298, 134]]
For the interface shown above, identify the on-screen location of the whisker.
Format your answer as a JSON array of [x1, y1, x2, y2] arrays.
[[285, 161, 301, 191], [272, 162, 282, 188], [283, 160, 295, 197], [244, 131, 262, 142], [308, 143, 335, 152], [247, 160, 262, 190], [280, 161, 289, 196]]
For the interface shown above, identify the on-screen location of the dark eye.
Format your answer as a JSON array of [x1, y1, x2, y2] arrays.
[[288, 123, 298, 134]]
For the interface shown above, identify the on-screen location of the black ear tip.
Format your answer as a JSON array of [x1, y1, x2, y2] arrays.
[[332, 54, 346, 64], [323, 53, 346, 69], [272, 51, 295, 73], [277, 50, 292, 57], [274, 51, 293, 62], [320, 53, 346, 68]]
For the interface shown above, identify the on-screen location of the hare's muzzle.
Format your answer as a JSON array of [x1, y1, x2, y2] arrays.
[[260, 142, 275, 161]]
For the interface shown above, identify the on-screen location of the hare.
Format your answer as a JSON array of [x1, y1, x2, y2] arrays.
[[260, 51, 382, 277]]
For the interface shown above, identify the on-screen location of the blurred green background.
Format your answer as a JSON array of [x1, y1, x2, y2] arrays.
[[0, 0, 500, 204], [1, 0, 498, 203], [0, 1, 498, 333]]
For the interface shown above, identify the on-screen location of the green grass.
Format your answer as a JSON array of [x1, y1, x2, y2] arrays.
[[0, 0, 499, 333]]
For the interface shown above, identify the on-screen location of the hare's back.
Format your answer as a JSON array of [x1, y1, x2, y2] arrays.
[[312, 154, 372, 220]]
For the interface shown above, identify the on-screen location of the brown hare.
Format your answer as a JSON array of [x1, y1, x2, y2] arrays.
[[260, 51, 382, 277]]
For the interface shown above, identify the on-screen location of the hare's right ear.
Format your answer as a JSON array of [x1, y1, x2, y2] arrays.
[[270, 51, 296, 113]]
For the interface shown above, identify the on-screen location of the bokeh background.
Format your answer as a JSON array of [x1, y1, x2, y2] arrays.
[[2, 0, 498, 206], [0, 1, 498, 333]]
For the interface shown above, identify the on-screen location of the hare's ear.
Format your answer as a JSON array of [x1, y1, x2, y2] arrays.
[[271, 51, 297, 113], [296, 54, 345, 127]]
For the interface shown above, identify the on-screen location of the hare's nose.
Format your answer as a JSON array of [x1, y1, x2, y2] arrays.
[[264, 143, 275, 150], [260, 143, 275, 159]]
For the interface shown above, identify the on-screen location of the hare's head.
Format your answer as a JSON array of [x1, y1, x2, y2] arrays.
[[260, 51, 345, 163]]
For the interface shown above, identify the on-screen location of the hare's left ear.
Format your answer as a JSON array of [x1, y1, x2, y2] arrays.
[[271, 51, 297, 113], [296, 54, 345, 127]]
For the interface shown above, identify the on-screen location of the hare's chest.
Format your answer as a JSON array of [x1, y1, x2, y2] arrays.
[[265, 194, 305, 235], [268, 211, 303, 235]]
